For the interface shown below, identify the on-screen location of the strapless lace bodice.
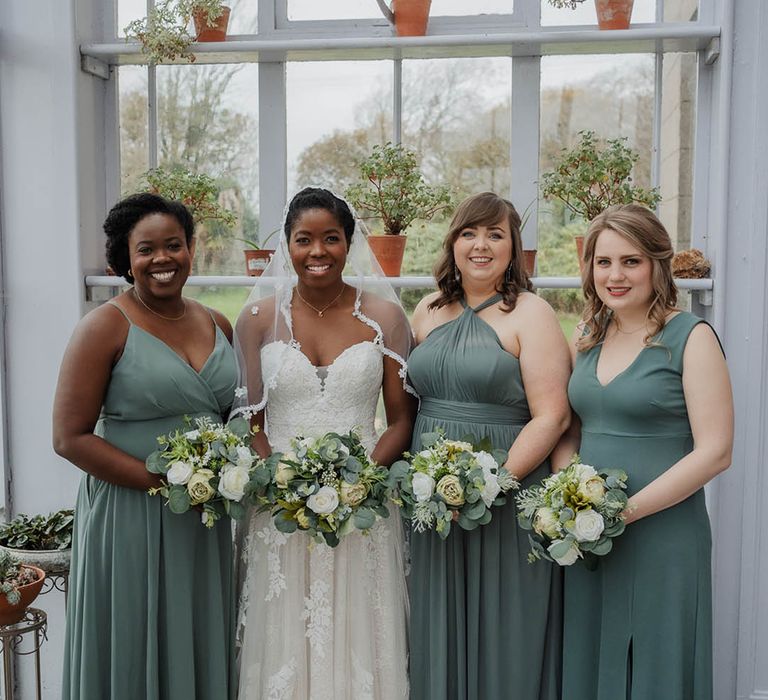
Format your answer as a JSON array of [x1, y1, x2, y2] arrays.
[[262, 340, 383, 452]]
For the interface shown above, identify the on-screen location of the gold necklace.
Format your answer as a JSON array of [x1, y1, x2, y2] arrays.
[[294, 285, 346, 317], [613, 320, 648, 335], [133, 287, 187, 321]]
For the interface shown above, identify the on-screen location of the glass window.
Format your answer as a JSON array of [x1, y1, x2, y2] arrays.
[[156, 64, 259, 275], [288, 0, 513, 21], [119, 66, 149, 196], [287, 60, 393, 194], [117, 0, 146, 37], [541, 0, 657, 26]]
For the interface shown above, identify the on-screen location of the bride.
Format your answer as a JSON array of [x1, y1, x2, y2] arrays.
[[232, 187, 417, 699]]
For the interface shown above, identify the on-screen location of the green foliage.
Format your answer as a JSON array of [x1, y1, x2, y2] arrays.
[[124, 0, 228, 65], [0, 510, 74, 551], [140, 166, 237, 228], [541, 130, 661, 223], [0, 550, 38, 605], [346, 143, 453, 235], [547, 0, 588, 8]]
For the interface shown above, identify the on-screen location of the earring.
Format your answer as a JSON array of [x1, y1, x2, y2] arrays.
[[505, 264, 513, 283], [454, 265, 461, 282]]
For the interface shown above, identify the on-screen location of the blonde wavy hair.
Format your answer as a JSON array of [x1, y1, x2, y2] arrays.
[[578, 204, 678, 352]]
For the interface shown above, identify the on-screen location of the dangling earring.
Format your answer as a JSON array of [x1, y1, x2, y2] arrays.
[[454, 264, 461, 282], [505, 264, 513, 283]]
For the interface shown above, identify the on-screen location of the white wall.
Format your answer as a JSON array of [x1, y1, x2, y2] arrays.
[[0, 0, 108, 695]]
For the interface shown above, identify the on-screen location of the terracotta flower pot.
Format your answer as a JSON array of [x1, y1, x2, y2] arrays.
[[523, 249, 537, 277], [594, 0, 634, 30], [244, 249, 274, 277], [367, 235, 407, 277], [0, 565, 45, 626], [193, 5, 231, 42], [392, 0, 432, 37], [575, 235, 586, 274]]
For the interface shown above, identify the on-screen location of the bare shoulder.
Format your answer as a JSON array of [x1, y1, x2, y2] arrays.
[[413, 291, 441, 319], [512, 290, 557, 317], [685, 319, 723, 355], [207, 306, 234, 343], [66, 301, 130, 361]]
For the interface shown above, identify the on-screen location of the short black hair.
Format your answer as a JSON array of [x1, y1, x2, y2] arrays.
[[104, 193, 195, 282], [283, 187, 355, 245]]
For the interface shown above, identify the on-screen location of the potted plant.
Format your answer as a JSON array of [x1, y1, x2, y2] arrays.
[[540, 130, 661, 269], [236, 229, 279, 277], [547, 0, 635, 30], [375, 0, 433, 37], [124, 0, 231, 65], [140, 166, 237, 229], [0, 510, 74, 576], [346, 142, 452, 276], [0, 551, 45, 626]]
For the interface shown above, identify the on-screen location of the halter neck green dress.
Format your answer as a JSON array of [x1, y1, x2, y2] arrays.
[[407, 293, 562, 700], [563, 312, 713, 700], [62, 305, 239, 700]]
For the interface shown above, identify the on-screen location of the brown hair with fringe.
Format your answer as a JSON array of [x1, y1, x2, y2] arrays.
[[429, 192, 533, 312], [578, 203, 678, 352]]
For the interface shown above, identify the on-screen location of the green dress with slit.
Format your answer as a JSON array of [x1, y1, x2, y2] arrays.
[[62, 306, 238, 700], [407, 293, 562, 700], [563, 311, 713, 700]]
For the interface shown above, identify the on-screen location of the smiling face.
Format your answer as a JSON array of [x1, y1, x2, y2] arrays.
[[128, 213, 194, 298], [452, 218, 513, 289], [288, 208, 348, 289], [592, 228, 654, 313]]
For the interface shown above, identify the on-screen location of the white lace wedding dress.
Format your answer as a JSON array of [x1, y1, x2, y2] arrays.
[[236, 339, 409, 700]]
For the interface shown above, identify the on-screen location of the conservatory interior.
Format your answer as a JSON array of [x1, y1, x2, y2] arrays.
[[1, 0, 767, 696]]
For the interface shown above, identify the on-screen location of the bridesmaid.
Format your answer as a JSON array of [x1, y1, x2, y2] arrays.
[[408, 192, 571, 700], [53, 193, 238, 699], [553, 204, 733, 700]]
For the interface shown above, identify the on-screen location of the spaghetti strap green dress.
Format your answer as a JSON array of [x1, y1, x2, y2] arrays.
[[62, 305, 239, 700], [563, 312, 713, 700], [407, 294, 562, 700]]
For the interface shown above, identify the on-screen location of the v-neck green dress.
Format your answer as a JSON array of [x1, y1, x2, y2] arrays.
[[563, 312, 713, 700], [407, 294, 562, 700], [62, 306, 239, 700]]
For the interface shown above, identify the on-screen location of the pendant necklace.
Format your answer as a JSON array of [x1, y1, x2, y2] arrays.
[[294, 285, 346, 317], [133, 287, 187, 321]]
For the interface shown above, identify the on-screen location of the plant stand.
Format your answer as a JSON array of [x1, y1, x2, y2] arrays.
[[0, 607, 47, 700]]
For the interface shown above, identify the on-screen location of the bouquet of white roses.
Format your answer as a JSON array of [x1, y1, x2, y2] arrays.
[[516, 455, 629, 566], [146, 416, 279, 528], [248, 430, 394, 548], [390, 431, 518, 539]]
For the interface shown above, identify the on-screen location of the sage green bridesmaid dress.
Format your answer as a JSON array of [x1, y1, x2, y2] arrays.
[[563, 312, 713, 700], [407, 294, 562, 700], [62, 305, 238, 700]]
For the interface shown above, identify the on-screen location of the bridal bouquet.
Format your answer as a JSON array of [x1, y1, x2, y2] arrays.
[[249, 431, 393, 548], [146, 416, 279, 528], [390, 431, 518, 539], [516, 455, 629, 566]]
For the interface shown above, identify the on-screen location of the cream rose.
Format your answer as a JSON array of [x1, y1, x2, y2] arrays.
[[445, 440, 473, 452], [274, 463, 297, 489], [307, 485, 339, 515], [187, 469, 215, 505], [574, 463, 598, 482], [235, 446, 254, 469], [166, 461, 194, 486], [218, 465, 250, 502], [572, 509, 605, 542], [579, 476, 606, 505], [533, 507, 561, 539], [436, 475, 465, 507], [412, 472, 436, 503], [547, 539, 581, 566], [340, 481, 369, 507]]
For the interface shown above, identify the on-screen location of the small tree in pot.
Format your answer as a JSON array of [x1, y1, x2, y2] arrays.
[[346, 142, 452, 276]]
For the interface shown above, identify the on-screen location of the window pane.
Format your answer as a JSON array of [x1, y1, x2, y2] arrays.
[[117, 0, 146, 38], [227, 0, 259, 34], [288, 0, 513, 21], [287, 60, 393, 194], [119, 66, 149, 196], [538, 54, 655, 277], [157, 64, 259, 276], [541, 0, 656, 26]]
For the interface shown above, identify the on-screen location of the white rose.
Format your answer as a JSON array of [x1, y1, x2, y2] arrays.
[[533, 507, 561, 539], [579, 476, 606, 505], [418, 450, 433, 460], [184, 430, 200, 440], [274, 463, 296, 489], [218, 466, 250, 502], [167, 461, 194, 485], [473, 451, 498, 474], [574, 463, 598, 482], [235, 446, 254, 469], [547, 539, 581, 566], [572, 509, 605, 542], [306, 485, 339, 515], [412, 472, 436, 503]]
